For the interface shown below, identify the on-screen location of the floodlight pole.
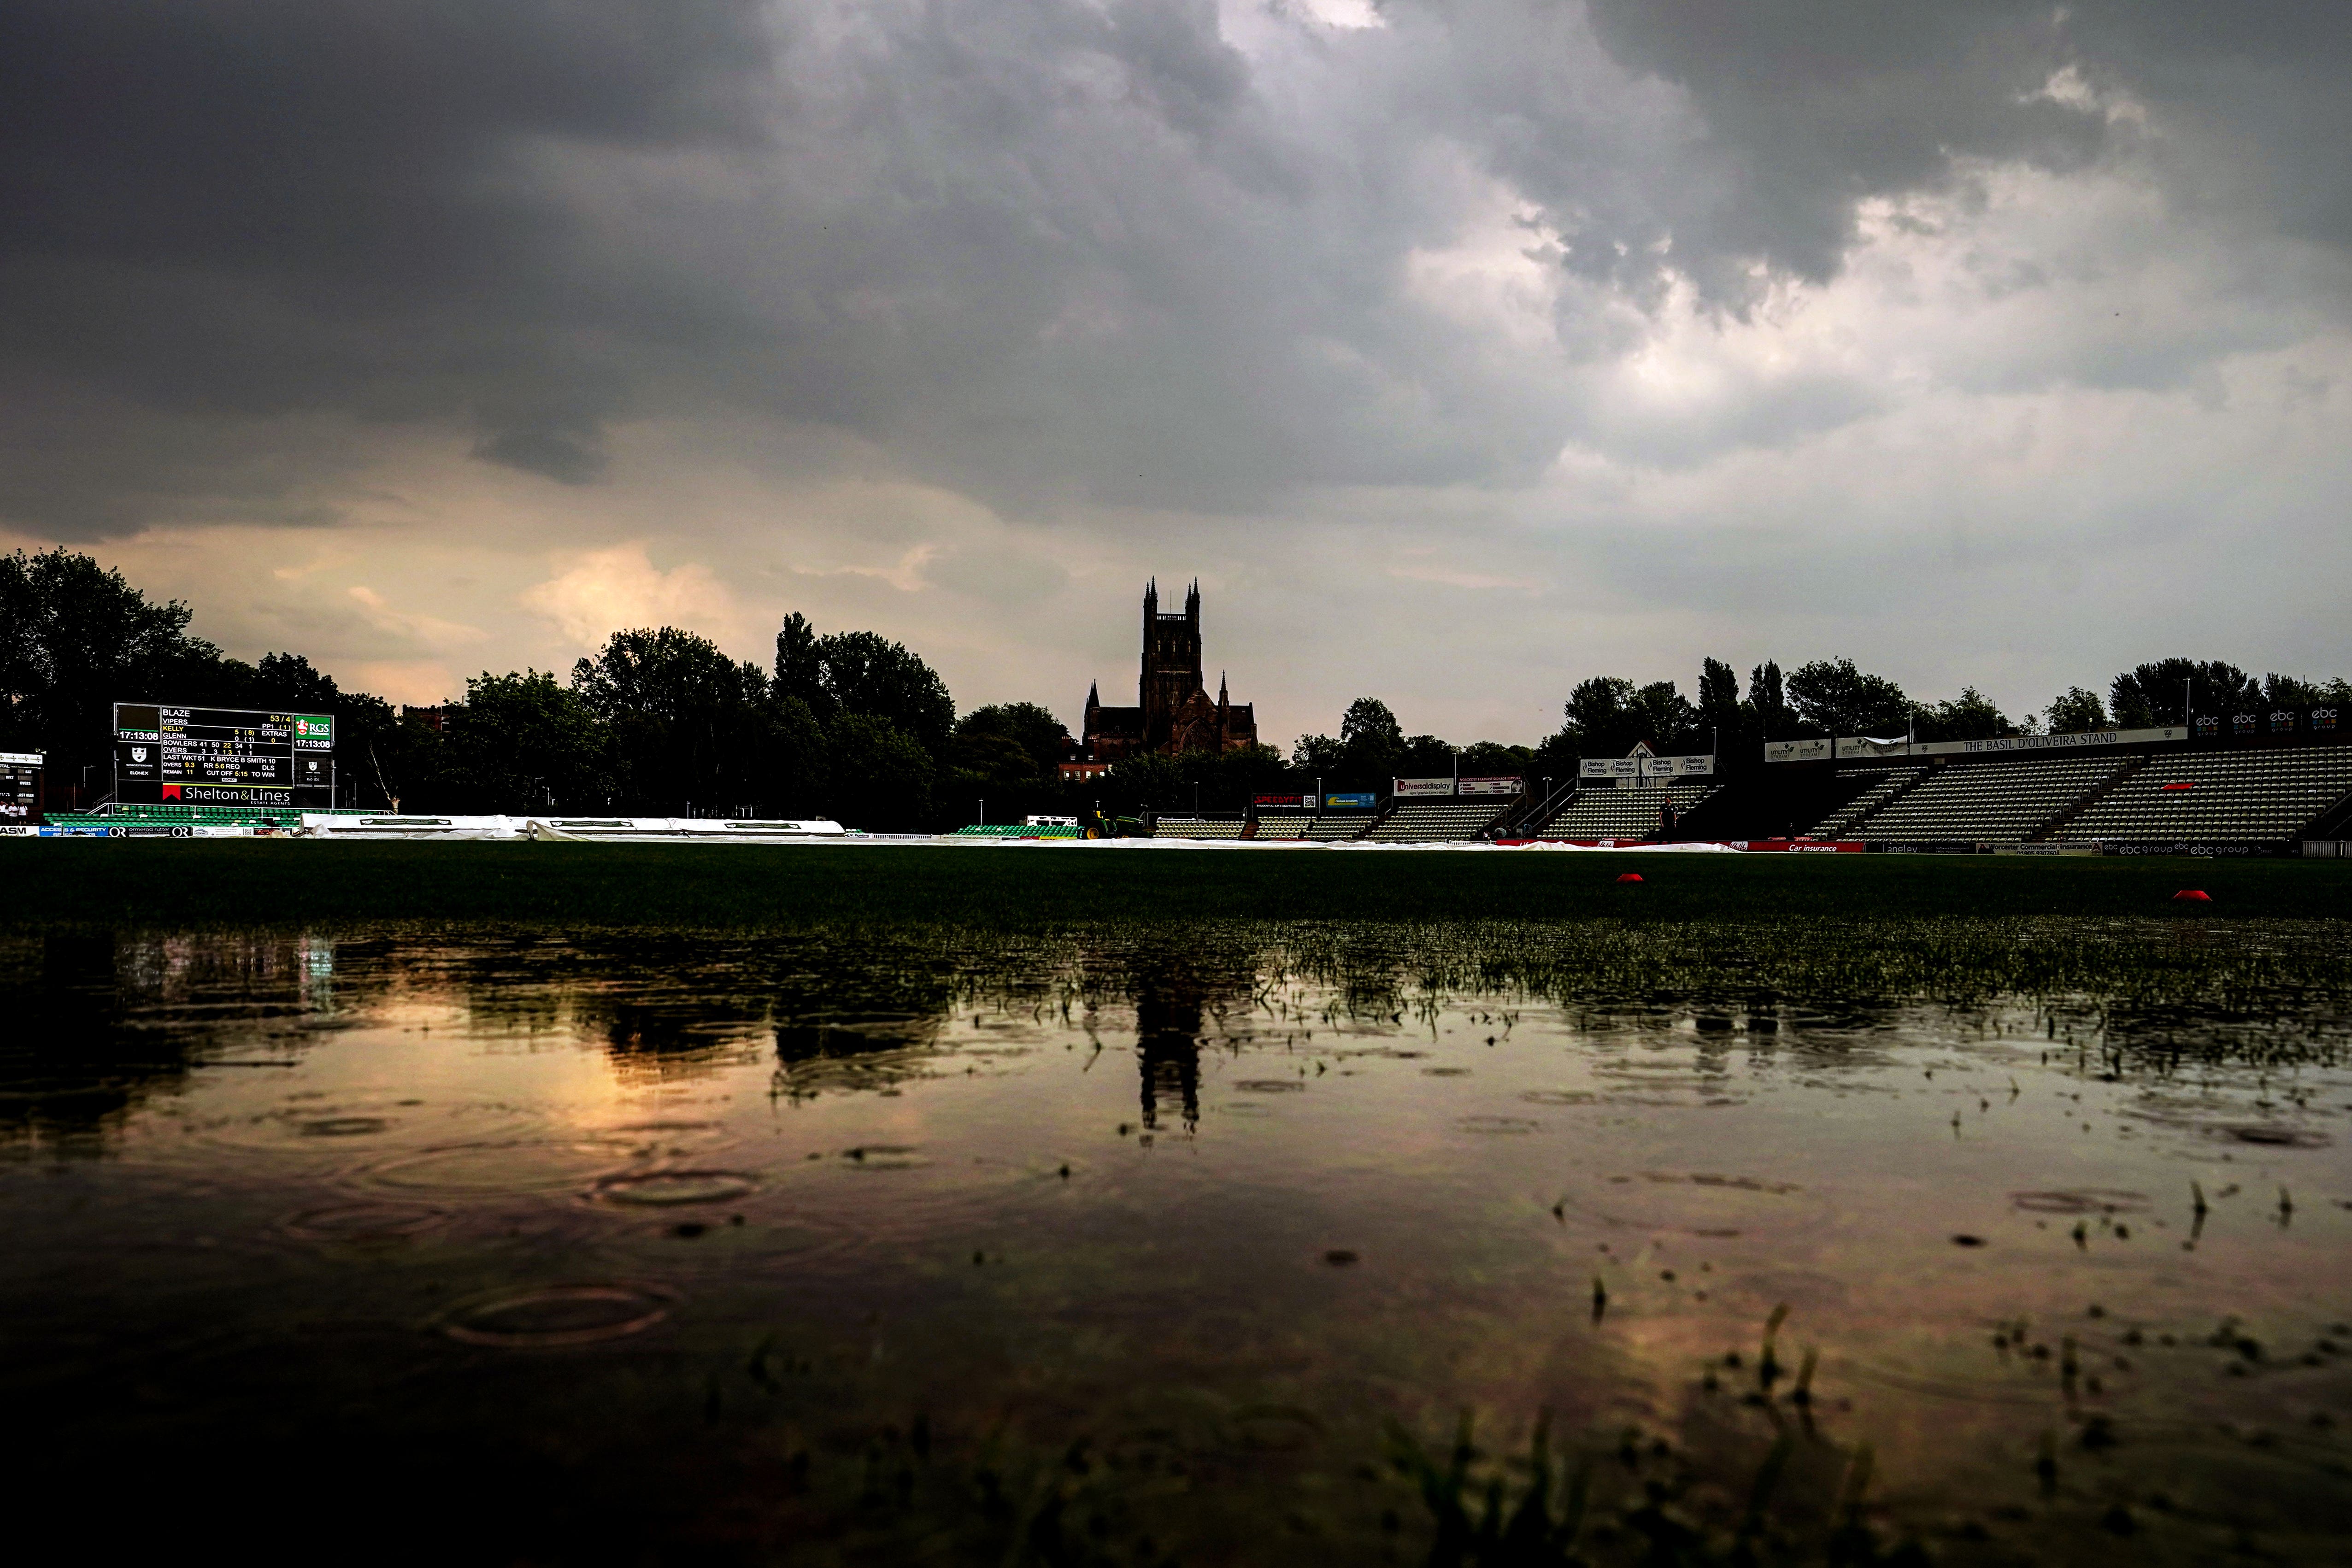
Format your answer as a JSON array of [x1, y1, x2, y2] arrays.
[[979, 798, 985, 827]]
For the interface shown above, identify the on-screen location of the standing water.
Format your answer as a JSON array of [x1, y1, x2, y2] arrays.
[[3, 920, 2347, 1564]]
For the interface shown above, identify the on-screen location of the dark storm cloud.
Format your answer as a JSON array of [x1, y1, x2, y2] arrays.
[[2, 0, 2348, 537], [1576, 0, 2352, 300], [0, 0, 770, 520]]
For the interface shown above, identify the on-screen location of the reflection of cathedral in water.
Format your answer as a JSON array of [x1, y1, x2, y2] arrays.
[[1135, 985, 1201, 1132]]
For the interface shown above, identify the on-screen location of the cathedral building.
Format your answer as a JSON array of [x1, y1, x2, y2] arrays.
[[1078, 580, 1259, 762]]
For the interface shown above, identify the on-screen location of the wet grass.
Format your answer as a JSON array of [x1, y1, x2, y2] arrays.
[[2, 840, 2349, 933]]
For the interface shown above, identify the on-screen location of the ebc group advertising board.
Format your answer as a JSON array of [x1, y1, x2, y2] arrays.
[[114, 703, 335, 807]]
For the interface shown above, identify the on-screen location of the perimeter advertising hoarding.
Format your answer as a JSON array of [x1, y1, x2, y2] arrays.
[[113, 703, 335, 806], [1579, 754, 1714, 783], [1323, 793, 1377, 809], [1393, 777, 1454, 798], [0, 750, 41, 820], [1764, 725, 2191, 762], [1457, 776, 1523, 797], [1253, 794, 1314, 808]]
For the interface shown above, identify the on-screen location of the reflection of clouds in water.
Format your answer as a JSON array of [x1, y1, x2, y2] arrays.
[[1564, 1172, 1829, 1240], [6, 918, 2351, 1560], [8, 922, 2348, 1162]]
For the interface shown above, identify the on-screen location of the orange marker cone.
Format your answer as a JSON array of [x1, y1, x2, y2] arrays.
[[2172, 889, 2211, 903], [1616, 872, 1644, 884]]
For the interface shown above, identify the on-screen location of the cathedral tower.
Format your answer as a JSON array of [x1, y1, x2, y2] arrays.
[[1077, 580, 1258, 763]]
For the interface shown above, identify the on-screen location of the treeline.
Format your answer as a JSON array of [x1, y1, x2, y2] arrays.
[[0, 551, 1027, 829], [1531, 655, 2350, 770], [3, 549, 2344, 827]]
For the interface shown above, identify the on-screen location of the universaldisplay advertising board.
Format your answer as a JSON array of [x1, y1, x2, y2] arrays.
[[1393, 777, 1454, 798], [1457, 775, 1524, 797], [0, 750, 41, 820], [113, 703, 334, 806]]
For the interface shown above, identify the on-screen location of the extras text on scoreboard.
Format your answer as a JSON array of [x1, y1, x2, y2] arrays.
[[113, 703, 336, 807]]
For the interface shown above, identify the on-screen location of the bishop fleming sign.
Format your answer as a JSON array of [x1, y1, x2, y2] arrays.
[[1579, 744, 1716, 787]]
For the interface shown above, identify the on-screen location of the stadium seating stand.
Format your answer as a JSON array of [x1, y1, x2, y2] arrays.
[[2066, 748, 2352, 844], [1528, 783, 1717, 840], [1835, 755, 2126, 844], [1147, 816, 1246, 840], [951, 823, 1086, 839], [1364, 800, 1510, 842]]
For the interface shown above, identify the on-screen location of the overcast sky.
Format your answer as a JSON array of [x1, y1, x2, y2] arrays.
[[5, 1, 2348, 745]]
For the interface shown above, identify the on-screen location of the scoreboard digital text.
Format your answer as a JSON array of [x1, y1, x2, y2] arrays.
[[0, 750, 41, 820], [114, 703, 335, 807]]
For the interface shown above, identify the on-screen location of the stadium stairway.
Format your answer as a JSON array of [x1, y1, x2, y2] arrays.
[[1488, 785, 1562, 838], [2029, 753, 2149, 840], [1529, 783, 1716, 840], [1801, 766, 1930, 840]]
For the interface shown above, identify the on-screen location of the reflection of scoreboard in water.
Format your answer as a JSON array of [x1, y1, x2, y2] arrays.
[[114, 703, 335, 807], [0, 751, 41, 820]]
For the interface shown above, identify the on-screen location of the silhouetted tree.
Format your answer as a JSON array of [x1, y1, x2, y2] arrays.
[[0, 549, 212, 788], [1786, 658, 1910, 738], [443, 670, 608, 812], [955, 703, 1071, 778], [827, 713, 934, 828], [2108, 659, 2262, 727], [1910, 687, 2012, 742], [572, 628, 775, 813], [1746, 660, 1792, 740], [2042, 686, 2109, 734]]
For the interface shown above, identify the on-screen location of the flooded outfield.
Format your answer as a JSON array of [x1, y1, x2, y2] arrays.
[[4, 916, 2350, 1564]]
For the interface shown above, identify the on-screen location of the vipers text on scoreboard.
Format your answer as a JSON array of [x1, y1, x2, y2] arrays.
[[114, 703, 335, 806]]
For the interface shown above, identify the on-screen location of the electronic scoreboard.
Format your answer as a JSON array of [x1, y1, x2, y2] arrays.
[[0, 751, 41, 821], [113, 704, 335, 807]]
